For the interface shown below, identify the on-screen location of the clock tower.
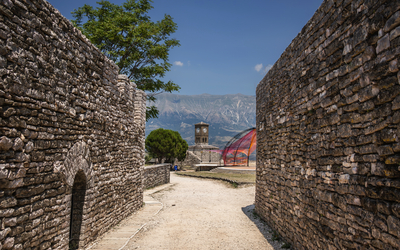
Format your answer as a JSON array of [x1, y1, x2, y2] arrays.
[[195, 122, 209, 145], [187, 122, 219, 164]]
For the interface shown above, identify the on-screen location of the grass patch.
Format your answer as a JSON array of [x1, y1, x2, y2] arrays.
[[270, 230, 281, 242], [176, 171, 255, 184]]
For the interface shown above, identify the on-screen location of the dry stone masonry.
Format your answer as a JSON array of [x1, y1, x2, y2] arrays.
[[143, 164, 170, 189], [179, 150, 202, 169], [0, 0, 146, 249], [256, 0, 400, 249], [181, 148, 221, 169]]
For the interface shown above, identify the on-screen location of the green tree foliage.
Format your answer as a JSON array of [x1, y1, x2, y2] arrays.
[[71, 0, 180, 120], [145, 128, 188, 163], [144, 153, 152, 164]]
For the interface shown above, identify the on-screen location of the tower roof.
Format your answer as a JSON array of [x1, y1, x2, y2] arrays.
[[195, 122, 209, 126]]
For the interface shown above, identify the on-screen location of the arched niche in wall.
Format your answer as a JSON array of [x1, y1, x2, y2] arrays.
[[53, 141, 94, 249], [69, 170, 86, 250]]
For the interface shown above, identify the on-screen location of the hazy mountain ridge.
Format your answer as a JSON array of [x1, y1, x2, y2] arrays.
[[146, 93, 256, 149]]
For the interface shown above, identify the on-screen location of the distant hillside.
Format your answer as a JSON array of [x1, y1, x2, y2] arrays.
[[145, 93, 256, 149]]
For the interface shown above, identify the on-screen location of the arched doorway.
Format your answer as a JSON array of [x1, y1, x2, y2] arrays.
[[69, 170, 87, 250]]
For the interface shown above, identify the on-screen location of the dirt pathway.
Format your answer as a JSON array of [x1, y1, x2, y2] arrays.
[[125, 173, 282, 250], [88, 183, 170, 250]]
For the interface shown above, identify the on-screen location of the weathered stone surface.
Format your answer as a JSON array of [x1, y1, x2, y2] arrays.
[[0, 197, 17, 208], [0, 228, 11, 241], [0, 136, 13, 151], [338, 174, 350, 184], [393, 203, 400, 217], [376, 34, 391, 54], [3, 237, 14, 249], [255, 1, 400, 249], [12, 138, 23, 151], [377, 145, 394, 156], [384, 11, 400, 33], [24, 141, 33, 153], [0, 0, 147, 249], [390, 26, 400, 41], [143, 164, 170, 189], [388, 216, 400, 237]]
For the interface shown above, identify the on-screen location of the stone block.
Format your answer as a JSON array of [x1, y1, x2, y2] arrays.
[[12, 138, 24, 151], [360, 100, 374, 112], [389, 59, 398, 73], [0, 197, 17, 209], [358, 85, 380, 103], [338, 124, 353, 138], [359, 144, 377, 154], [375, 200, 391, 215], [392, 203, 400, 217], [365, 120, 389, 135], [0, 137, 13, 151], [371, 239, 386, 249], [384, 11, 400, 33], [374, 217, 388, 232], [339, 174, 350, 184], [3, 237, 14, 249], [376, 34, 390, 54], [30, 151, 45, 162], [378, 129, 398, 143], [363, 154, 380, 162], [388, 216, 400, 237], [379, 188, 400, 202], [385, 156, 400, 165], [392, 94, 400, 112], [391, 26, 400, 41], [377, 145, 394, 156], [380, 232, 400, 248]]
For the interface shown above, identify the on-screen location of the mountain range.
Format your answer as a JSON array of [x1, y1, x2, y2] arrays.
[[145, 93, 256, 149]]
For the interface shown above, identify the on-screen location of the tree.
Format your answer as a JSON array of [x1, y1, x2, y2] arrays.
[[145, 128, 188, 163], [71, 0, 180, 120]]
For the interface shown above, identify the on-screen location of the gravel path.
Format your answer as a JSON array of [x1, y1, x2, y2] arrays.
[[126, 173, 284, 250]]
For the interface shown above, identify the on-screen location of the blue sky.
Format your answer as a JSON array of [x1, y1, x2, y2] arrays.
[[47, 0, 323, 96]]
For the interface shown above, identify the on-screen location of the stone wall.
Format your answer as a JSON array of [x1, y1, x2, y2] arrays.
[[143, 164, 170, 189], [179, 151, 201, 168], [179, 150, 223, 169], [256, 0, 400, 249], [192, 150, 221, 163], [0, 0, 146, 249]]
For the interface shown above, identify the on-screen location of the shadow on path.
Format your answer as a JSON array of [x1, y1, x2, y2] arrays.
[[242, 204, 290, 250]]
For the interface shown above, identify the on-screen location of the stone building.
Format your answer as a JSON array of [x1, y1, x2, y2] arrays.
[[180, 122, 221, 168], [0, 0, 146, 249], [256, 0, 400, 249]]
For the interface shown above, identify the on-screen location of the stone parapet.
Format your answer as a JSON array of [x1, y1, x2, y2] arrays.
[[0, 0, 146, 249], [143, 164, 170, 189], [256, 1, 400, 249]]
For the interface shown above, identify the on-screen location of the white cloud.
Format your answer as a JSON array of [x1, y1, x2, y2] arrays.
[[255, 63, 263, 72], [174, 61, 184, 66], [255, 63, 273, 74], [264, 64, 273, 73]]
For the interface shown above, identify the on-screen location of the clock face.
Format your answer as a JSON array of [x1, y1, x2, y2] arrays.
[[203, 127, 207, 133], [196, 128, 200, 133]]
